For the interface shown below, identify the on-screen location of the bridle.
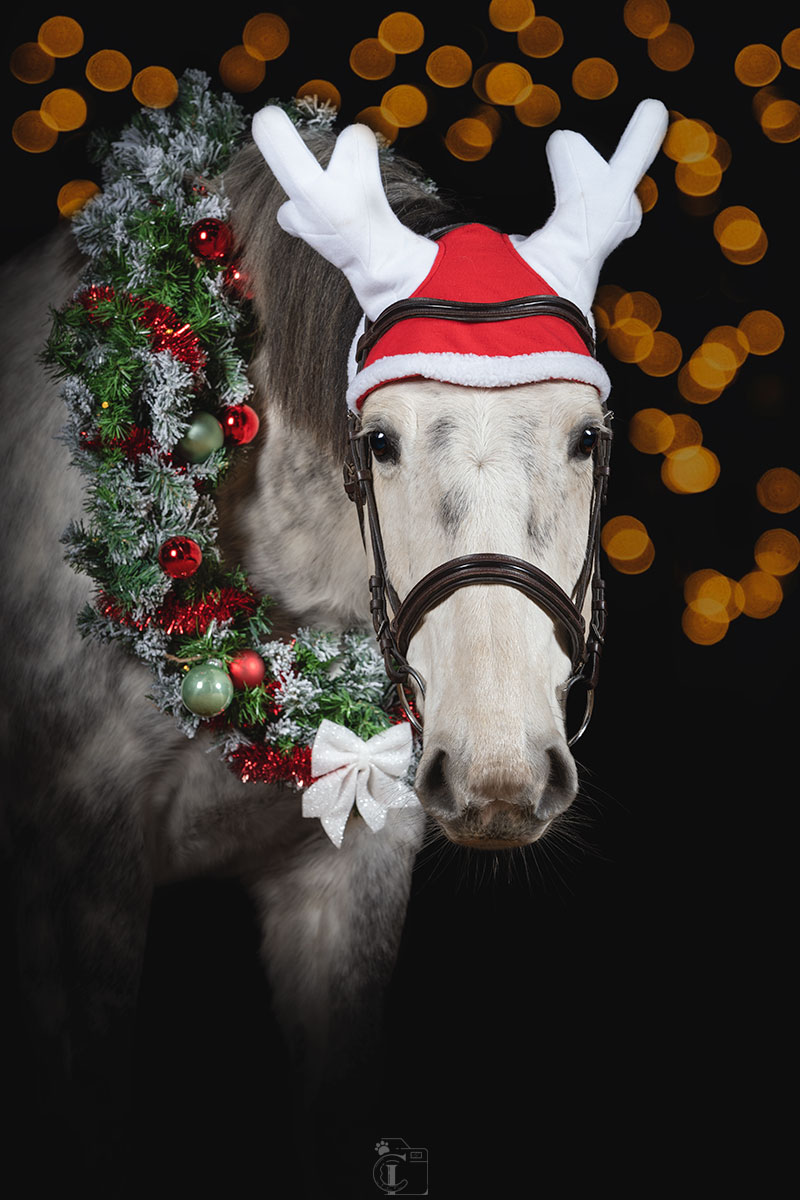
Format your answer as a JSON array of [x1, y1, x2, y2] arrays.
[[343, 291, 613, 748]]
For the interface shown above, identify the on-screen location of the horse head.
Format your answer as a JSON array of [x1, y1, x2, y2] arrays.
[[251, 99, 667, 849]]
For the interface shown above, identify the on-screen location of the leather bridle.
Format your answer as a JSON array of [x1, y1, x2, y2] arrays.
[[343, 292, 613, 747]]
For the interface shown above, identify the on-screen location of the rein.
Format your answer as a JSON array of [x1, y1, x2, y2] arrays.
[[344, 294, 612, 747]]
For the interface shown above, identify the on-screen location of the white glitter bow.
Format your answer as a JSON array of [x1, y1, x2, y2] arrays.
[[302, 719, 418, 847]]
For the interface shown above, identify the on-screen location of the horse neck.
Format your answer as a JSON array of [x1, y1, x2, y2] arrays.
[[218, 407, 370, 634]]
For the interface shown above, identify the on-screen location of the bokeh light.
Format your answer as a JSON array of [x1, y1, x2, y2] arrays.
[[782, 28, 800, 68], [759, 98, 800, 143], [56, 179, 100, 217], [515, 85, 561, 127], [756, 468, 800, 514], [635, 174, 659, 212], [132, 67, 179, 109], [377, 13, 425, 55], [242, 13, 290, 61], [12, 110, 58, 153], [647, 23, 694, 71], [426, 45, 472, 88], [516, 16, 564, 58], [734, 43, 781, 87], [661, 446, 720, 494], [489, 0, 536, 32], [572, 58, 619, 100], [638, 330, 682, 376], [628, 408, 675, 454], [350, 38, 396, 81], [738, 571, 783, 618], [663, 412, 702, 454], [218, 47, 266, 93], [9, 42, 55, 84], [623, 0, 671, 40], [355, 106, 399, 145], [85, 50, 132, 93], [381, 84, 428, 127], [738, 310, 784, 356], [754, 529, 800, 576], [601, 515, 655, 574], [38, 16, 83, 58], [296, 79, 342, 109], [40, 89, 87, 132], [445, 117, 493, 161], [682, 598, 729, 645], [684, 569, 744, 620], [484, 62, 533, 105]]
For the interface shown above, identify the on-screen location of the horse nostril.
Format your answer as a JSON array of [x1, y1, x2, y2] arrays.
[[535, 745, 578, 821], [416, 748, 455, 819]]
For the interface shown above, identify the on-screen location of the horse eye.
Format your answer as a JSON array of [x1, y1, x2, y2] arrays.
[[369, 431, 392, 460], [577, 427, 599, 456]]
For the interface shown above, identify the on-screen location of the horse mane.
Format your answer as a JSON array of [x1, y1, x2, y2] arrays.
[[222, 124, 465, 459]]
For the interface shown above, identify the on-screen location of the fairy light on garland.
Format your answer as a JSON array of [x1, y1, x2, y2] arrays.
[[44, 70, 415, 791]]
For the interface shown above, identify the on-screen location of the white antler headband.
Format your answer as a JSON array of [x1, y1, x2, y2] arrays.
[[252, 99, 668, 324]]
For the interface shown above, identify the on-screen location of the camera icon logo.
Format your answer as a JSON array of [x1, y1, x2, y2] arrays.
[[373, 1137, 428, 1194]]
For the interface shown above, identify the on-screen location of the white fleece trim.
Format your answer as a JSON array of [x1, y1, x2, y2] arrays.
[[346, 349, 611, 410]]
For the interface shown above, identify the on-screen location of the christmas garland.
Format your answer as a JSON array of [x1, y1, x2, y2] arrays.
[[45, 70, 417, 802]]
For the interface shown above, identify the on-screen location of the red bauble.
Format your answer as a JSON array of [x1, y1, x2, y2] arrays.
[[188, 218, 234, 263], [219, 404, 260, 445], [158, 536, 203, 578], [229, 649, 267, 690], [223, 260, 253, 299]]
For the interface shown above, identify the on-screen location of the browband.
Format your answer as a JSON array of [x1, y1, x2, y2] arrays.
[[355, 293, 596, 370]]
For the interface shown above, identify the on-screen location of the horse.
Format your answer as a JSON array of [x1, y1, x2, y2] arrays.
[[0, 84, 666, 1197]]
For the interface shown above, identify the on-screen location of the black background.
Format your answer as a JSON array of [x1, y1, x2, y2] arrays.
[[3, 4, 796, 1195]]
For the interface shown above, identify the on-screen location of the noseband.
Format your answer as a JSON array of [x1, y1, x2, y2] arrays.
[[343, 294, 612, 747]]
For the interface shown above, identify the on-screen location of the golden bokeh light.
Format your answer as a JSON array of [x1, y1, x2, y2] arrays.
[[593, 284, 627, 340], [85, 50, 132, 92], [674, 156, 723, 196], [484, 62, 533, 105], [471, 105, 502, 140], [350, 38, 396, 80], [738, 309, 784, 355], [516, 16, 564, 58], [489, 0, 536, 31], [677, 362, 723, 405], [647, 23, 694, 71], [663, 412, 702, 454], [39, 89, 87, 132], [11, 110, 58, 153], [296, 79, 342, 110], [355, 107, 399, 145], [759, 98, 800, 143], [601, 515, 654, 575], [426, 45, 472, 88], [704, 325, 749, 369], [572, 57, 619, 100], [684, 569, 744, 620], [661, 446, 720, 494], [663, 117, 715, 162], [738, 571, 783, 618], [38, 16, 83, 58], [782, 28, 800, 68], [754, 529, 800, 576], [381, 84, 428, 127], [242, 13, 290, 61], [682, 599, 729, 645], [636, 174, 658, 212], [445, 117, 493, 161], [623, 0, 671, 39], [756, 468, 800, 514], [378, 12, 425, 54], [132, 67, 179, 109], [638, 330, 683, 376], [713, 205, 762, 251], [628, 408, 675, 454], [515, 85, 562, 127], [734, 43, 781, 86], [218, 46, 266, 93], [720, 230, 768, 265], [10, 42, 55, 84], [686, 341, 738, 391], [56, 179, 100, 217], [614, 290, 662, 328], [606, 317, 655, 363]]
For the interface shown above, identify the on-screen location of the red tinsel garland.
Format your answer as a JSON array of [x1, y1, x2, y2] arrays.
[[77, 286, 206, 372], [98, 585, 258, 634], [225, 743, 313, 787]]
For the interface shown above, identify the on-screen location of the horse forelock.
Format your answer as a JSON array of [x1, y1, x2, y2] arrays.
[[222, 126, 464, 461]]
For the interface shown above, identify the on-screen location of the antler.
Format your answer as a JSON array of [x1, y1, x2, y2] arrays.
[[251, 105, 438, 320], [511, 99, 669, 314]]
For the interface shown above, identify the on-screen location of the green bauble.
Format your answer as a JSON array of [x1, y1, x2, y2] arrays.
[[181, 660, 234, 716], [178, 412, 225, 463]]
